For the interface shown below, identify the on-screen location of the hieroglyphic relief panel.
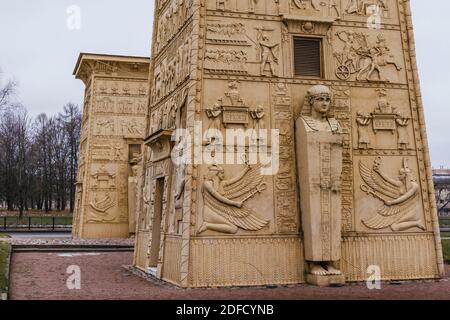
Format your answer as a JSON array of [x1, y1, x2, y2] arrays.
[[89, 140, 127, 162], [354, 155, 427, 233], [196, 80, 276, 237], [151, 23, 194, 107], [272, 82, 299, 233], [205, 17, 283, 77], [154, 0, 196, 55], [196, 162, 275, 236], [95, 79, 148, 97], [135, 0, 444, 286], [93, 117, 146, 138], [352, 88, 415, 151], [341, 0, 399, 24], [285, 0, 343, 20], [94, 97, 147, 115], [149, 86, 189, 135], [332, 86, 354, 233], [206, 0, 279, 15], [85, 164, 123, 223], [332, 27, 406, 83], [202, 79, 273, 141], [73, 54, 150, 239]]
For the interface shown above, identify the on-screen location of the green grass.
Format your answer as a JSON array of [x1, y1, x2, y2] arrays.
[[0, 241, 11, 292], [0, 233, 10, 239], [441, 232, 450, 238], [442, 239, 450, 262]]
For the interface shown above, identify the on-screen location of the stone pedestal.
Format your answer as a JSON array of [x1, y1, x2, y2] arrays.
[[307, 274, 346, 287]]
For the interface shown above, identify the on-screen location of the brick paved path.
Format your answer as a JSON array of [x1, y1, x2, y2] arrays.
[[9, 251, 450, 300]]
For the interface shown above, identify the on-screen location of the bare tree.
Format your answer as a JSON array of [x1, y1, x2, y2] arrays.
[[0, 68, 81, 214], [0, 69, 17, 111], [0, 108, 31, 215], [59, 103, 81, 211]]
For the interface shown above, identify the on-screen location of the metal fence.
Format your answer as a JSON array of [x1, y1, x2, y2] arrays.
[[0, 216, 72, 231]]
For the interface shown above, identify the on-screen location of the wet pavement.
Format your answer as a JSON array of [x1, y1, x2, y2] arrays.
[[8, 251, 450, 300]]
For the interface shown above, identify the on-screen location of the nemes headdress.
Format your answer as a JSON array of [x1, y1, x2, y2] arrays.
[[301, 85, 334, 118]]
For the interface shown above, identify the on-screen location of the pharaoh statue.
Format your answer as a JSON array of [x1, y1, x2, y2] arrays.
[[295, 85, 345, 284]]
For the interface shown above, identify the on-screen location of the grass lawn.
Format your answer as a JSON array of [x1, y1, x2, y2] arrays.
[[442, 239, 450, 262], [0, 241, 11, 292], [0, 233, 10, 239], [441, 232, 450, 238]]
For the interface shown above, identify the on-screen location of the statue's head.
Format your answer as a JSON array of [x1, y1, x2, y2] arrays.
[[302, 85, 333, 118]]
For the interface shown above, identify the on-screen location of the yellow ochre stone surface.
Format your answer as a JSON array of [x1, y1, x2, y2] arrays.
[[76, 0, 443, 287], [72, 53, 150, 239]]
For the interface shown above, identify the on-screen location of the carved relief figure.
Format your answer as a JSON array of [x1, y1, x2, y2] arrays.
[[205, 102, 223, 144], [357, 89, 412, 149], [249, 0, 258, 12], [345, 0, 388, 16], [250, 106, 265, 131], [395, 112, 410, 150], [334, 31, 402, 82], [207, 22, 246, 39], [205, 49, 248, 74], [250, 106, 266, 142], [345, 0, 359, 13], [356, 112, 372, 149], [329, 0, 341, 18], [114, 144, 124, 160], [128, 164, 139, 233], [168, 104, 177, 129], [357, 35, 402, 82], [217, 0, 227, 11], [91, 165, 116, 188], [359, 158, 425, 231], [293, 0, 321, 11], [199, 161, 269, 234], [257, 28, 279, 77], [90, 192, 115, 215], [334, 31, 360, 79], [206, 81, 251, 130], [173, 144, 187, 233], [295, 85, 344, 277], [96, 119, 115, 135]]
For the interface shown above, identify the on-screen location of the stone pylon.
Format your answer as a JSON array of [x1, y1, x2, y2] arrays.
[[73, 53, 150, 239], [134, 0, 444, 287]]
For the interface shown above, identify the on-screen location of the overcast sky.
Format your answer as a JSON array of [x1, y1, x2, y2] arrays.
[[0, 1, 448, 167]]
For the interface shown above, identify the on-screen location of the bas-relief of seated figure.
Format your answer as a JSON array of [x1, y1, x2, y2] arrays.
[[295, 85, 344, 277]]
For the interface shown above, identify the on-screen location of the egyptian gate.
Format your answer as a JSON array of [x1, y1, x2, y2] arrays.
[[133, 0, 445, 287], [73, 53, 150, 239]]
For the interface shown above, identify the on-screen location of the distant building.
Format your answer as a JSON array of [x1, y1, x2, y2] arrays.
[[433, 167, 450, 217]]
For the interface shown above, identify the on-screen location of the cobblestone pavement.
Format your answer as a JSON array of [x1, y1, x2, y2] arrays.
[[8, 251, 450, 300]]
